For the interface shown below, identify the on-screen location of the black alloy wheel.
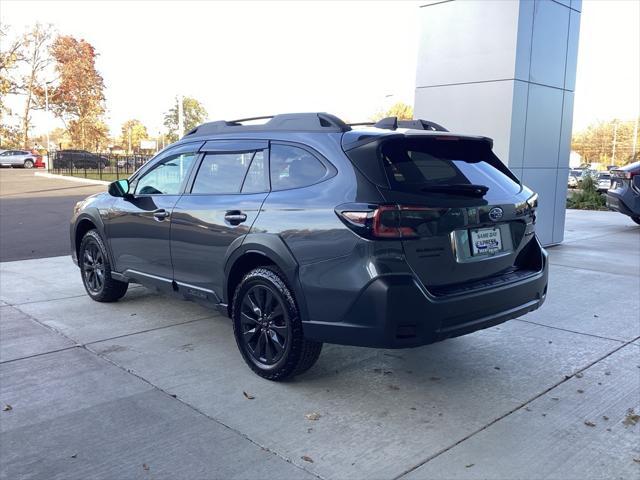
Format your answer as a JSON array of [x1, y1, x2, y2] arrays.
[[240, 284, 289, 366], [82, 241, 105, 294]]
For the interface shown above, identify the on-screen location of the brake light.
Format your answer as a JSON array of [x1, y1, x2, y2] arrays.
[[336, 204, 446, 239]]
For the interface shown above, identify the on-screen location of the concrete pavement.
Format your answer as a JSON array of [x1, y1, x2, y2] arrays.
[[0, 210, 639, 479]]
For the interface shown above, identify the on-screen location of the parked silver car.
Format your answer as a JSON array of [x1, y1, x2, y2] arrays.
[[596, 172, 612, 192], [0, 149, 39, 168]]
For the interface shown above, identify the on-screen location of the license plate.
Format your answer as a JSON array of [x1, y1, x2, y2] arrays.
[[470, 227, 502, 256]]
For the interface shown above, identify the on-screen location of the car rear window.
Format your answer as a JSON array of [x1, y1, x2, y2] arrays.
[[376, 137, 521, 196]]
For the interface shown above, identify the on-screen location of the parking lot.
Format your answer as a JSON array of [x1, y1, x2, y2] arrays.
[[1, 171, 639, 479], [0, 169, 104, 261]]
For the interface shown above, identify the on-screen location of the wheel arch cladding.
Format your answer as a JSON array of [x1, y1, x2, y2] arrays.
[[74, 213, 111, 265], [75, 218, 97, 259], [224, 234, 308, 321]]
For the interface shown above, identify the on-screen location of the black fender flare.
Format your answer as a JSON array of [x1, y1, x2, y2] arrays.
[[73, 210, 116, 268], [223, 233, 309, 322]]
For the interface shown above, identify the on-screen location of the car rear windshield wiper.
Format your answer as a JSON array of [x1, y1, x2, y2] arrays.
[[420, 183, 489, 196]]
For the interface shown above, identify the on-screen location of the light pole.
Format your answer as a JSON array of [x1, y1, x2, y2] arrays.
[[44, 80, 52, 171], [632, 116, 639, 160], [177, 95, 184, 138], [611, 120, 618, 166]]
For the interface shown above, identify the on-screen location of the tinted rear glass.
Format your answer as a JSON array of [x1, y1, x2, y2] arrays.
[[379, 137, 521, 196]]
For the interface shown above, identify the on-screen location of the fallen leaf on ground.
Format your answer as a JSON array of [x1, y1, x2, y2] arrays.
[[603, 415, 609, 421], [604, 371, 611, 376], [142, 464, 150, 471], [494, 366, 501, 370], [623, 409, 639, 426], [388, 385, 400, 391], [575, 372, 584, 378], [301, 455, 314, 463], [551, 397, 559, 401], [584, 421, 596, 427], [305, 412, 321, 421], [465, 464, 474, 468], [373, 368, 382, 373], [577, 389, 584, 394], [410, 407, 417, 411], [307, 428, 313, 433], [633, 458, 640, 464], [429, 377, 441, 381], [383, 370, 393, 375], [70, 453, 77, 459], [2, 404, 12, 412], [593, 314, 599, 318], [243, 391, 255, 400]]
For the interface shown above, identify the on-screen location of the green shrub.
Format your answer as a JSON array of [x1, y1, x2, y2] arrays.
[[567, 174, 607, 210]]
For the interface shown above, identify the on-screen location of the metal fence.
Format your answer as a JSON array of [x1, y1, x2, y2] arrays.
[[49, 151, 154, 181]]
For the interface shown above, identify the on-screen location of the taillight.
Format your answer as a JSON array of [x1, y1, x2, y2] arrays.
[[336, 204, 446, 239], [612, 170, 639, 179]]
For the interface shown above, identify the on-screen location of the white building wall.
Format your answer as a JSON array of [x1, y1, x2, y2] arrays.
[[414, 0, 581, 245]]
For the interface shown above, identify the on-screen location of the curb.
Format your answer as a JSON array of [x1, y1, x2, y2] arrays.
[[34, 172, 110, 186]]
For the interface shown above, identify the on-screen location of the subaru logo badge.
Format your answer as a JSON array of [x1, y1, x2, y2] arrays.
[[488, 207, 503, 221]]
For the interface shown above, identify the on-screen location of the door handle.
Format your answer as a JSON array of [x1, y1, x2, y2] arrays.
[[152, 209, 170, 221], [224, 211, 247, 225]]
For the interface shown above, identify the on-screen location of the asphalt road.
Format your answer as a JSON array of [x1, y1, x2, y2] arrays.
[[0, 169, 105, 262]]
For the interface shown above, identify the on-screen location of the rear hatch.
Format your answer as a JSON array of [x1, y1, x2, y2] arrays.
[[344, 133, 539, 291]]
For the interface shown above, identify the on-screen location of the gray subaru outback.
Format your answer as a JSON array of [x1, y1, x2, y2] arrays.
[[71, 113, 548, 380]]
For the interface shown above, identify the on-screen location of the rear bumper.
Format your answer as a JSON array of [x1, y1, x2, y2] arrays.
[[606, 191, 639, 217], [303, 247, 548, 349]]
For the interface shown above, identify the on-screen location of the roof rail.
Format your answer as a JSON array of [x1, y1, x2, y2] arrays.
[[183, 112, 351, 138], [347, 121, 376, 127], [373, 117, 448, 132]]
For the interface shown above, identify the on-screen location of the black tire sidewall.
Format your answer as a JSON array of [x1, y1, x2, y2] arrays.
[[232, 268, 303, 379]]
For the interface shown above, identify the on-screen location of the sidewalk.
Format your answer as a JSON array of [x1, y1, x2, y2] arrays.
[[1, 210, 638, 479]]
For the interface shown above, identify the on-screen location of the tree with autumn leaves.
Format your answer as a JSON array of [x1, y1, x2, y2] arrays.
[[0, 25, 108, 150], [42, 35, 108, 150]]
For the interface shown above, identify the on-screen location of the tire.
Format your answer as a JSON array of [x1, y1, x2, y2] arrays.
[[79, 230, 128, 302], [232, 267, 322, 381], [632, 216, 640, 226], [23, 159, 34, 169]]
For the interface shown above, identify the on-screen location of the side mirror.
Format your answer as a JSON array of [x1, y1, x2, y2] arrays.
[[108, 179, 130, 198]]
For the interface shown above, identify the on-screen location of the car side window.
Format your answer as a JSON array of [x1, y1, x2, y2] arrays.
[[191, 151, 257, 194], [134, 152, 196, 195], [270, 145, 327, 190], [241, 151, 268, 193]]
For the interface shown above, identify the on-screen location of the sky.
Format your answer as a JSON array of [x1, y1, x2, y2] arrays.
[[1, 0, 638, 138]]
